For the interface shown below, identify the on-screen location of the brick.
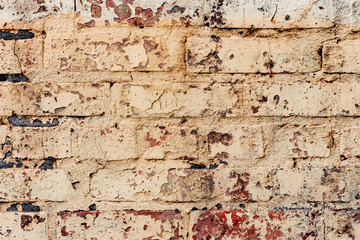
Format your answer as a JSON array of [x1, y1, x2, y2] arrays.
[[207, 0, 334, 28], [0, 212, 47, 240], [0, 0, 73, 22], [207, 125, 264, 159], [340, 127, 360, 157], [77, 126, 137, 160], [323, 40, 360, 73], [190, 208, 324, 239], [334, 0, 360, 29], [11, 128, 43, 159], [273, 125, 331, 158], [13, 83, 110, 116], [91, 169, 214, 202], [139, 126, 198, 160], [333, 83, 360, 116], [186, 36, 321, 73], [11, 128, 71, 159], [216, 168, 274, 202], [275, 168, 350, 202], [45, 35, 172, 72], [76, 0, 205, 27], [245, 83, 333, 116], [0, 125, 9, 144], [325, 209, 360, 240], [0, 40, 21, 74], [114, 83, 241, 118], [0, 169, 72, 201], [57, 210, 185, 239], [43, 128, 71, 158], [15, 38, 43, 73]]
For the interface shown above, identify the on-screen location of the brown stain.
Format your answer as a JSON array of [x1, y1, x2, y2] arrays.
[[226, 172, 251, 200], [128, 211, 183, 223], [143, 40, 159, 53], [208, 131, 233, 146], [20, 215, 33, 230], [114, 3, 132, 22], [60, 211, 100, 221], [91, 4, 102, 18], [192, 211, 251, 240]]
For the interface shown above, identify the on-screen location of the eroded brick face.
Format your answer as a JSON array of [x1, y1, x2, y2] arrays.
[[190, 209, 324, 239], [0, 0, 359, 239]]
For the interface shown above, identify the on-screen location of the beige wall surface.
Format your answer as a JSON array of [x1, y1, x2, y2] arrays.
[[0, 0, 359, 239]]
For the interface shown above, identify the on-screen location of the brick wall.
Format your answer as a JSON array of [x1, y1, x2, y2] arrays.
[[0, 0, 359, 239]]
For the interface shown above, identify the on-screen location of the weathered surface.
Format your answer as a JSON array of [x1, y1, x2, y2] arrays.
[[206, 0, 335, 28], [325, 209, 360, 239], [91, 169, 215, 202], [245, 83, 333, 116], [333, 83, 360, 116], [57, 210, 185, 239], [113, 83, 241, 118], [216, 168, 274, 202], [0, 0, 359, 239], [323, 40, 360, 73], [190, 209, 324, 239], [0, 212, 47, 240], [340, 127, 360, 157], [0, 0, 73, 22], [11, 128, 71, 159], [45, 35, 173, 72], [186, 36, 321, 73], [273, 125, 331, 158], [139, 126, 198, 160], [207, 125, 264, 159], [275, 168, 350, 202], [0, 169, 72, 201], [76, 0, 205, 27], [76, 125, 137, 160]]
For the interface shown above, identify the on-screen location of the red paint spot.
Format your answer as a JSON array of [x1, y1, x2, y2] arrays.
[[192, 211, 253, 240], [106, 0, 116, 8], [146, 132, 161, 147], [265, 225, 284, 240], [226, 172, 250, 200], [127, 211, 183, 223], [91, 4, 102, 18], [60, 211, 100, 220], [268, 211, 285, 221], [61, 226, 69, 236]]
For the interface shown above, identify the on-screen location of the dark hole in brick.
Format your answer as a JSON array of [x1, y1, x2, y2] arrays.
[[211, 35, 221, 43], [209, 163, 218, 169], [8, 115, 59, 128], [7, 204, 19, 212], [285, 15, 290, 20], [239, 204, 246, 208], [21, 203, 40, 212], [0, 74, 29, 83], [215, 203, 222, 209], [0, 30, 34, 40], [89, 204, 97, 211], [190, 163, 206, 169], [219, 160, 228, 165], [39, 157, 56, 170]]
